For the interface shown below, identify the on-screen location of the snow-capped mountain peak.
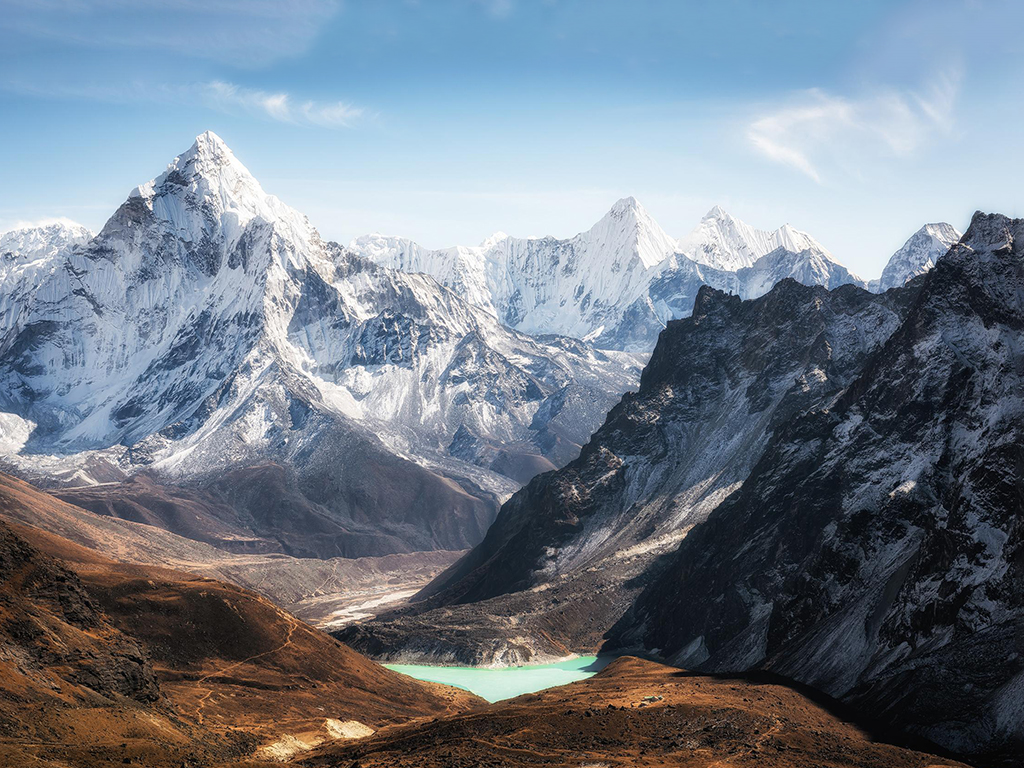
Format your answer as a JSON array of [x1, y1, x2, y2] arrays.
[[354, 200, 867, 351], [679, 207, 833, 271], [0, 132, 640, 498], [774, 223, 832, 259], [119, 131, 324, 280], [587, 196, 676, 270], [872, 221, 961, 292], [479, 231, 509, 248]]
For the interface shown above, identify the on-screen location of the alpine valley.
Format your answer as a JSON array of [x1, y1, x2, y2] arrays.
[[1, 131, 1017, 768]]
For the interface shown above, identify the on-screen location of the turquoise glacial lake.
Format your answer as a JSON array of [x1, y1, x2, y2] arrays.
[[384, 655, 611, 703]]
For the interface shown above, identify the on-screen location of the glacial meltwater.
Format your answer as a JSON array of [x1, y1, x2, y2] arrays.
[[384, 656, 611, 702]]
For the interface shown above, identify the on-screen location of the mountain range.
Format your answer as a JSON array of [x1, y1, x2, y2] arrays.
[[0, 132, 955, 562], [2, 130, 1017, 766], [341, 212, 1023, 764], [0, 132, 640, 560], [352, 197, 959, 351]]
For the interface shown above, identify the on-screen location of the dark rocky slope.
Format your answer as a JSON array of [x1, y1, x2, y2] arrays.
[[340, 278, 918, 663], [610, 212, 1024, 763]]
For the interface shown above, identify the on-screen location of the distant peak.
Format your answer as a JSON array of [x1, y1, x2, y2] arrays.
[[918, 222, 960, 239], [182, 130, 235, 164], [609, 196, 643, 215], [0, 218, 91, 237], [480, 231, 509, 248], [704, 204, 730, 220]]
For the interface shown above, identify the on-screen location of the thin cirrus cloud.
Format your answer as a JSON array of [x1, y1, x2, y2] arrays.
[[200, 81, 365, 128], [747, 68, 961, 184]]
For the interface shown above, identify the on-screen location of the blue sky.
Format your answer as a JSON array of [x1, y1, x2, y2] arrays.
[[2, 0, 1022, 277]]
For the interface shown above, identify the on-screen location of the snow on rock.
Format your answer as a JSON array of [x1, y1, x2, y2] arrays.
[[870, 222, 961, 292], [354, 202, 867, 351], [0, 132, 642, 555], [616, 211, 1024, 759], [0, 219, 93, 264], [678, 206, 831, 272]]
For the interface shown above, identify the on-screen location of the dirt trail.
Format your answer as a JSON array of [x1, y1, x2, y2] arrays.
[[193, 614, 301, 724]]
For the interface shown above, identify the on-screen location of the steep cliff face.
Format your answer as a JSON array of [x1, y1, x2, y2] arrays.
[[612, 212, 1024, 761], [339, 278, 916, 663], [871, 222, 961, 292], [425, 280, 913, 604]]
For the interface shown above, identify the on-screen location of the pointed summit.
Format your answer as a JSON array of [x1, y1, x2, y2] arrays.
[[681, 207, 774, 270], [773, 223, 833, 260], [704, 204, 730, 220], [681, 208, 834, 271], [589, 196, 675, 269], [479, 231, 509, 249], [136, 131, 316, 244], [193, 129, 230, 153], [609, 195, 641, 214]]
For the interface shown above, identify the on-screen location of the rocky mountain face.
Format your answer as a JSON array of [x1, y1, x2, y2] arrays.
[[609, 212, 1024, 762], [343, 213, 1022, 763], [353, 202, 868, 352], [871, 222, 962, 292], [0, 132, 639, 558], [339, 277, 917, 663]]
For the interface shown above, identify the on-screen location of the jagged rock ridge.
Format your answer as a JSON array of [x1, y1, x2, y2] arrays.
[[338, 277, 917, 663], [0, 132, 640, 558], [611, 211, 1024, 762], [354, 202, 947, 352]]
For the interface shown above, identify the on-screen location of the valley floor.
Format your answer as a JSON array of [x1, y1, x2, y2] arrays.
[[0, 475, 982, 768]]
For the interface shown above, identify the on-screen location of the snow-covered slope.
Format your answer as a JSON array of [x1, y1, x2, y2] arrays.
[[870, 222, 961, 292], [678, 205, 831, 271], [354, 203, 865, 351], [0, 220, 94, 337], [354, 197, 678, 351], [0, 132, 640, 556], [0, 220, 93, 263]]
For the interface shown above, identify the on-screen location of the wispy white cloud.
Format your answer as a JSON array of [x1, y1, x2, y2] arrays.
[[747, 68, 961, 183], [0, 77, 367, 129], [201, 81, 365, 127]]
